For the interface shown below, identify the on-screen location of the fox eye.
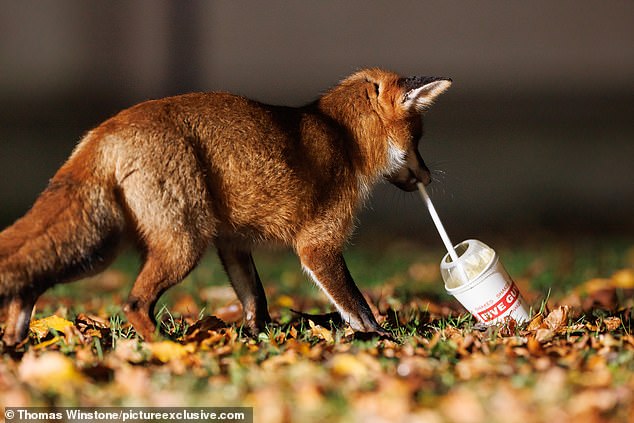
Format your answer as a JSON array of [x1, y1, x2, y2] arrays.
[[366, 78, 380, 98]]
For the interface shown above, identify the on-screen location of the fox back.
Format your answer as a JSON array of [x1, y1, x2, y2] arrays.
[[0, 68, 451, 346]]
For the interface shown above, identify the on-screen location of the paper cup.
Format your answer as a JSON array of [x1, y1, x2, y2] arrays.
[[440, 239, 530, 325]]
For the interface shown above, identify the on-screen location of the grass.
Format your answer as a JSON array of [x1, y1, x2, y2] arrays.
[[1, 234, 633, 422]]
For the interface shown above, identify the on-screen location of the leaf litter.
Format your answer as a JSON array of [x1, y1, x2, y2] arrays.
[[0, 248, 633, 423]]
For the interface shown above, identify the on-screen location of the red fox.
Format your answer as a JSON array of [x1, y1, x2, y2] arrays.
[[0, 68, 451, 346]]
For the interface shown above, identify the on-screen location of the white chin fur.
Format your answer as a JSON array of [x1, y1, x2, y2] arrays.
[[354, 139, 406, 203]]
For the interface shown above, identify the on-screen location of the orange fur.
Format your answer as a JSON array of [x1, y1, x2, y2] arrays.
[[0, 68, 451, 346]]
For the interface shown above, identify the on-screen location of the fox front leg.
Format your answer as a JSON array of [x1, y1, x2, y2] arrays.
[[298, 245, 388, 336]]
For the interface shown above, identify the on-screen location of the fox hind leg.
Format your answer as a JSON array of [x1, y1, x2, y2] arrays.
[[217, 246, 271, 336], [120, 199, 213, 340], [123, 240, 208, 341], [1, 293, 38, 347], [117, 135, 215, 340]]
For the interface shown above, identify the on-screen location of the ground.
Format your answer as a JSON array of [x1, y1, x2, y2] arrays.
[[1, 235, 633, 423]]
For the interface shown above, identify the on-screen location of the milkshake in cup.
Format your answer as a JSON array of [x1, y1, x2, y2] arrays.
[[440, 239, 530, 325], [416, 183, 530, 325]]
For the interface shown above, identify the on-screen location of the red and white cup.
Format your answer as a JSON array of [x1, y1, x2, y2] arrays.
[[440, 239, 530, 325]]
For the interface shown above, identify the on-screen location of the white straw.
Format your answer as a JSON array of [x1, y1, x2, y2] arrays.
[[417, 182, 469, 283]]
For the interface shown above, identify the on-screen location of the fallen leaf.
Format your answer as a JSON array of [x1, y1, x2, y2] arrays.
[[18, 351, 84, 392], [184, 315, 227, 343], [603, 316, 622, 331], [289, 326, 298, 339], [330, 353, 369, 379], [543, 306, 569, 332], [535, 328, 554, 343], [199, 331, 231, 350], [149, 340, 196, 363], [30, 315, 74, 339], [32, 336, 63, 350], [262, 350, 298, 370], [75, 313, 109, 329], [308, 320, 334, 343], [75, 313, 110, 340], [285, 339, 312, 356], [527, 336, 544, 355], [526, 314, 543, 331]]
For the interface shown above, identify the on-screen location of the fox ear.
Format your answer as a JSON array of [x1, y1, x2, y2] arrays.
[[401, 76, 452, 112]]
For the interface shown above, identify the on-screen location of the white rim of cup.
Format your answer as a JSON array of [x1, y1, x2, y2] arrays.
[[442, 239, 499, 295]]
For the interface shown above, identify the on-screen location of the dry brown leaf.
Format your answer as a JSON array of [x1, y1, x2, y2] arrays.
[[544, 306, 569, 332], [75, 312, 109, 329], [573, 334, 591, 350], [535, 328, 555, 343], [289, 326, 298, 339], [199, 332, 231, 350], [183, 315, 227, 343], [285, 339, 312, 356], [526, 314, 544, 331], [527, 336, 544, 355], [603, 316, 622, 331], [261, 350, 298, 370], [308, 320, 334, 343]]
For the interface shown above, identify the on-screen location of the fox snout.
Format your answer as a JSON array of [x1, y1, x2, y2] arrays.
[[387, 150, 431, 192]]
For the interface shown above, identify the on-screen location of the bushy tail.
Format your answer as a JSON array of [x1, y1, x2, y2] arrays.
[[0, 174, 125, 304]]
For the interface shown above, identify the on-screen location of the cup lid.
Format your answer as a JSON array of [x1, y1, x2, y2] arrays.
[[440, 239, 496, 290]]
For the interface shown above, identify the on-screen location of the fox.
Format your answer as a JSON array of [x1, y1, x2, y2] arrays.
[[0, 68, 451, 347]]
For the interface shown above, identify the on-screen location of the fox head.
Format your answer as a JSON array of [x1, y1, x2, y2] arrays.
[[319, 68, 452, 192]]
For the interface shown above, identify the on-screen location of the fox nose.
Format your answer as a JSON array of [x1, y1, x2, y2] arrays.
[[410, 152, 432, 185], [409, 167, 431, 186]]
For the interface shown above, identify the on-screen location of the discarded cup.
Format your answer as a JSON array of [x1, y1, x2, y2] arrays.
[[440, 239, 530, 325]]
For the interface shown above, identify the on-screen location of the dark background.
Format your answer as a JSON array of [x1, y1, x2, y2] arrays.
[[1, 1, 633, 245]]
